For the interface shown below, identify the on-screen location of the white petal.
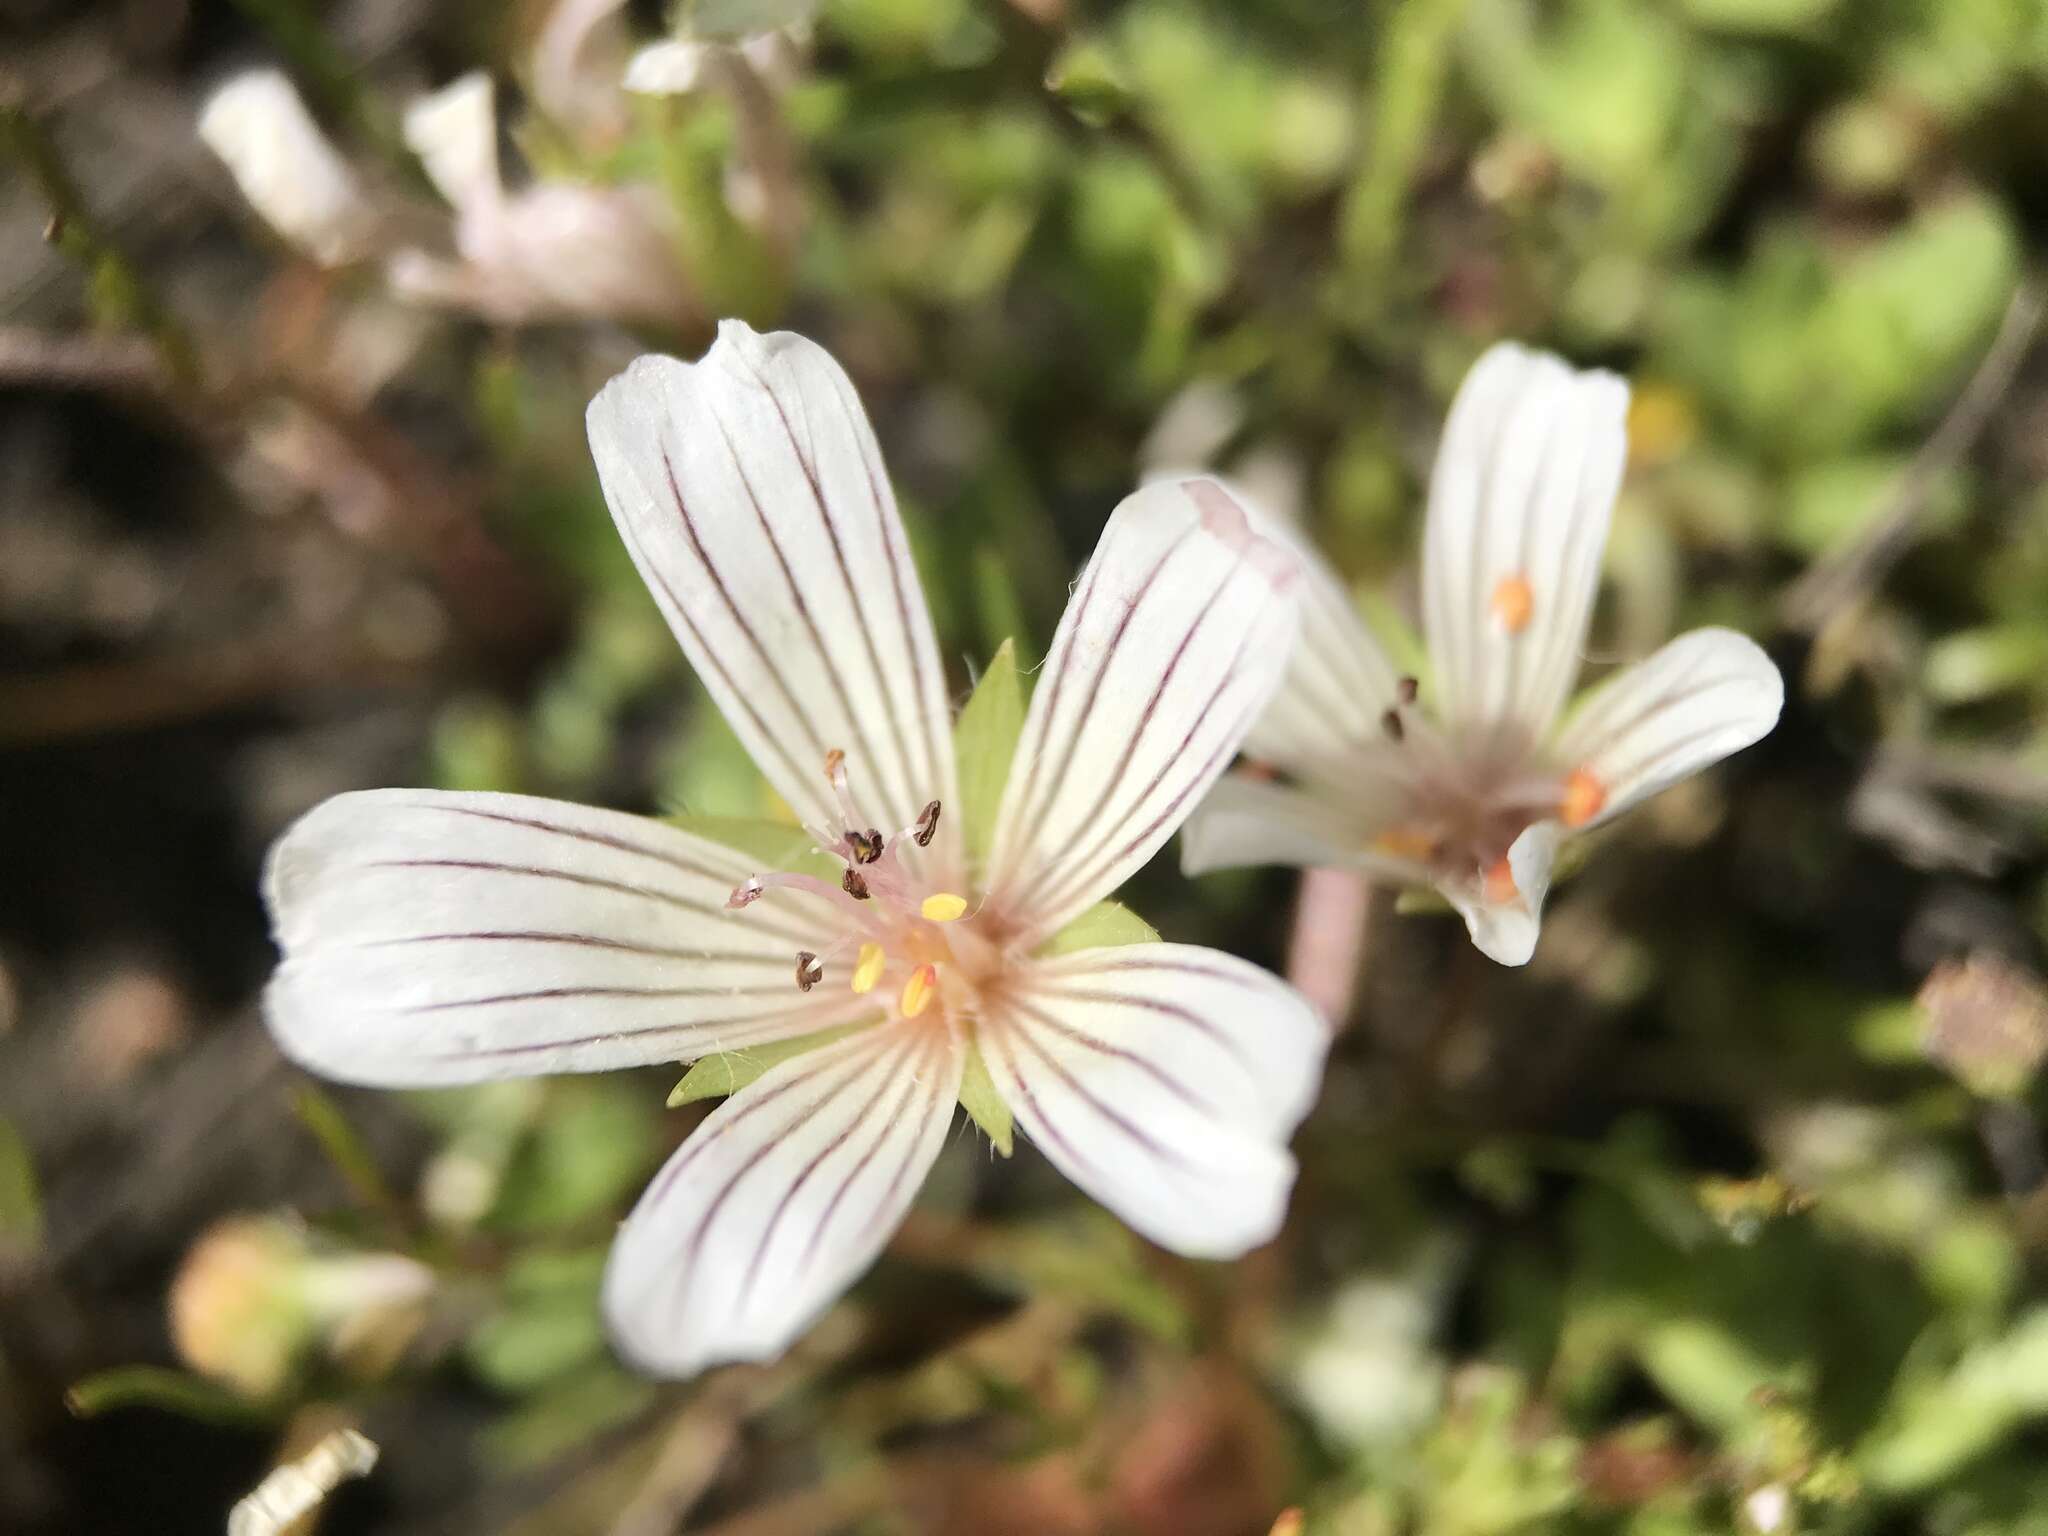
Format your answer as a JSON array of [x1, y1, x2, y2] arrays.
[[982, 478, 1300, 939], [403, 73, 502, 212], [980, 943, 1327, 1257], [586, 324, 956, 869], [198, 70, 377, 267], [1180, 774, 1425, 885], [1549, 627, 1784, 826], [624, 39, 715, 95], [1445, 820, 1561, 967], [1236, 502, 1409, 784], [1422, 344, 1629, 742], [262, 789, 859, 1086], [603, 1021, 959, 1376]]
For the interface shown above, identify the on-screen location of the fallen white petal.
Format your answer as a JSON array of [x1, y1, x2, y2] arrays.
[[198, 70, 378, 267], [1550, 626, 1784, 826], [403, 72, 501, 213], [263, 789, 858, 1086], [982, 477, 1300, 940], [1421, 343, 1628, 741], [980, 942, 1326, 1257], [603, 1021, 959, 1376], [587, 324, 957, 871]]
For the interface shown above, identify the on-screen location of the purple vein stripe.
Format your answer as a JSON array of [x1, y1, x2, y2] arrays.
[[799, 1038, 945, 1275], [730, 344, 934, 820], [415, 1002, 850, 1065], [1020, 981, 1260, 1078], [1004, 1014, 1196, 1173], [359, 932, 793, 966], [1006, 996, 1219, 1117]]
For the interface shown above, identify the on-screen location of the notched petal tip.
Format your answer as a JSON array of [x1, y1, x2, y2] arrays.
[[1181, 478, 1300, 591]]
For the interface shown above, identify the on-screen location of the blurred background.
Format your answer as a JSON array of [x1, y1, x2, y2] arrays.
[[5, 0, 2048, 1531]]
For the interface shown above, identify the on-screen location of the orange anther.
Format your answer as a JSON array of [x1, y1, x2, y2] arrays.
[[1373, 825, 1437, 863], [1559, 766, 1608, 828], [1483, 855, 1519, 905], [1489, 574, 1534, 634]]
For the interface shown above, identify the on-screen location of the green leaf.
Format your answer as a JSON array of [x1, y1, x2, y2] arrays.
[[665, 815, 833, 879], [952, 638, 1025, 876], [668, 1022, 867, 1107], [958, 1047, 1013, 1157], [1038, 900, 1161, 957]]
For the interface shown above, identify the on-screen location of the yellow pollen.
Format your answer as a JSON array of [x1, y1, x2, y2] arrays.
[[900, 963, 938, 1018], [1483, 856, 1519, 905], [851, 942, 886, 995], [1559, 766, 1608, 828], [1374, 825, 1437, 863], [1489, 574, 1534, 634], [920, 892, 968, 923]]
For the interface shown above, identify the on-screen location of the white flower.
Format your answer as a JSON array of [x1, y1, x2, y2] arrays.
[[1181, 343, 1784, 967], [198, 70, 380, 267], [391, 73, 693, 328], [262, 321, 1325, 1378]]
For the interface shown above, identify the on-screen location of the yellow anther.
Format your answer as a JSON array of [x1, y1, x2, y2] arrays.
[[920, 892, 968, 923], [1489, 574, 1534, 634], [851, 942, 886, 995], [900, 963, 938, 1019]]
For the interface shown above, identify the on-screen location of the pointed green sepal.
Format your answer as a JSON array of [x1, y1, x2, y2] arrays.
[[952, 638, 1025, 876], [1038, 900, 1161, 957], [958, 1046, 1014, 1157], [667, 1022, 866, 1107]]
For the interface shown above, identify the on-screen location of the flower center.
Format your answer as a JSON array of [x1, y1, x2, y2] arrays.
[[726, 750, 1008, 1025], [1369, 678, 1609, 902]]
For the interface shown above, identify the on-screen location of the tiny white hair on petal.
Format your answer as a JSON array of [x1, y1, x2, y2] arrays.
[[198, 69, 378, 266], [603, 1022, 960, 1376], [262, 788, 859, 1086], [982, 476, 1301, 940], [980, 942, 1327, 1257]]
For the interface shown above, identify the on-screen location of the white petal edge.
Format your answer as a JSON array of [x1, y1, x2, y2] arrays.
[[1444, 820, 1561, 968], [1233, 494, 1411, 784], [979, 942, 1326, 1258], [1421, 343, 1629, 742], [1549, 626, 1784, 828], [603, 1021, 960, 1377], [981, 477, 1300, 940], [1179, 773, 1427, 887], [262, 789, 861, 1087], [198, 69, 377, 267], [586, 324, 957, 874]]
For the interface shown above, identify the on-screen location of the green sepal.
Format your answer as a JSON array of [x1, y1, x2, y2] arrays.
[[958, 1046, 1014, 1157], [664, 814, 834, 880], [667, 1022, 866, 1107], [952, 638, 1025, 877], [1038, 900, 1161, 957]]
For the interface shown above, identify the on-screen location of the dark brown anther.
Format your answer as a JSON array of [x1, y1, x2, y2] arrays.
[[794, 951, 823, 992], [1381, 707, 1405, 742], [914, 801, 941, 847], [1397, 676, 1419, 705], [847, 828, 883, 864], [727, 878, 764, 909], [842, 866, 871, 900], [824, 747, 846, 780]]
